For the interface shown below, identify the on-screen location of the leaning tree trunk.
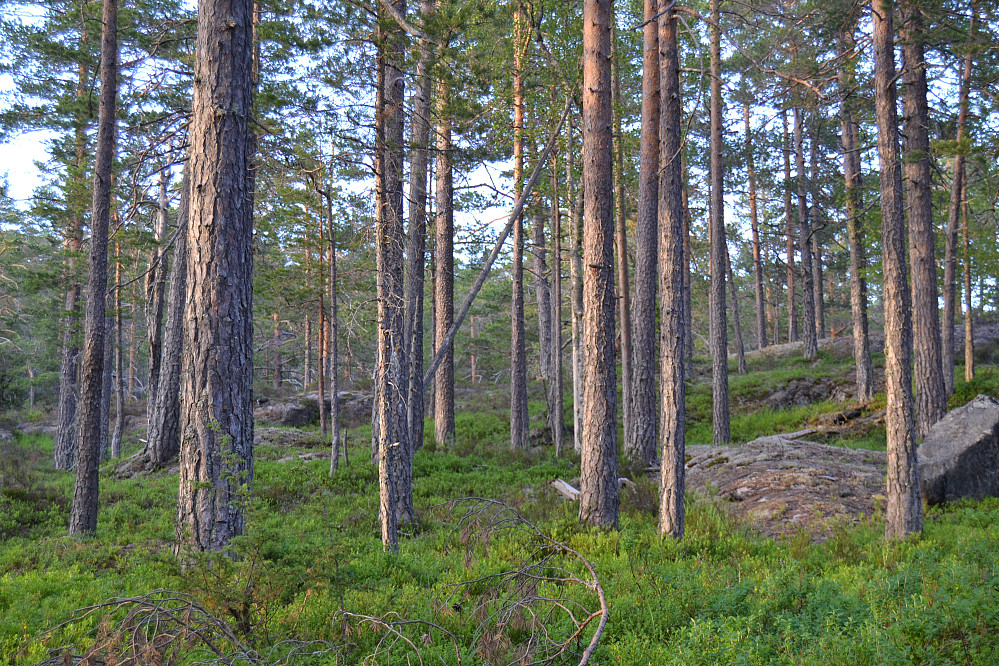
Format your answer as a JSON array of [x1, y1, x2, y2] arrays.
[[175, 0, 256, 553], [943, 5, 975, 395], [658, 2, 686, 538], [630, 0, 660, 467], [744, 102, 766, 350], [837, 27, 874, 402], [900, 0, 946, 438], [146, 174, 188, 466], [794, 107, 817, 360], [510, 6, 529, 450], [579, 0, 618, 529], [782, 111, 797, 344], [69, 0, 117, 536], [434, 80, 455, 449], [708, 0, 729, 445], [872, 0, 922, 539]]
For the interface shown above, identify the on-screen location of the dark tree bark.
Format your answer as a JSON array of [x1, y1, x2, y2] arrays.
[[794, 107, 817, 360], [900, 1, 946, 438], [943, 5, 975, 396], [146, 176, 188, 466], [434, 81, 455, 449], [744, 103, 766, 350], [658, 1, 685, 538], [145, 170, 170, 425], [510, 7, 529, 450], [708, 0, 729, 445], [68, 0, 117, 536], [175, 0, 256, 552], [405, 0, 434, 455], [782, 111, 797, 343], [374, 0, 412, 550], [630, 0, 660, 467], [837, 26, 874, 402], [872, 0, 921, 539], [610, 19, 633, 453], [579, 0, 618, 529]]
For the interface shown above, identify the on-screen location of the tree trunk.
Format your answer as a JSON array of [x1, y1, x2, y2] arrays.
[[69, 0, 117, 536], [872, 0, 921, 539], [405, 0, 434, 455], [175, 0, 256, 552], [963, 188, 974, 382], [900, 1, 946, 438], [568, 123, 584, 454], [782, 111, 797, 343], [304, 313, 312, 389], [794, 107, 817, 361], [434, 80, 455, 449], [374, 0, 411, 550], [809, 125, 825, 340], [326, 188, 341, 474], [658, 2, 685, 538], [549, 152, 565, 456], [579, 0, 618, 529], [146, 174, 188, 466], [744, 103, 766, 350], [272, 313, 282, 389], [837, 27, 874, 402], [630, 0, 659, 467], [111, 255, 124, 459], [100, 304, 113, 459], [942, 5, 975, 396], [534, 206, 553, 384], [682, 173, 693, 369], [127, 310, 136, 400], [709, 0, 729, 445], [727, 247, 747, 375], [510, 6, 529, 450], [145, 169, 170, 425], [611, 18, 633, 454]]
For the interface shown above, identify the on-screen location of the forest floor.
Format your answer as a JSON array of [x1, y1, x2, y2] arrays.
[[2, 345, 999, 664]]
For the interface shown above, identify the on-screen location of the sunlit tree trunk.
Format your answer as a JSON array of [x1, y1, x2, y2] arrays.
[[963, 188, 974, 382], [510, 6, 529, 450], [434, 80, 455, 448], [567, 124, 584, 454]]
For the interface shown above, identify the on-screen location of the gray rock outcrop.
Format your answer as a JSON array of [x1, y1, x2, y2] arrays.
[[919, 394, 999, 505]]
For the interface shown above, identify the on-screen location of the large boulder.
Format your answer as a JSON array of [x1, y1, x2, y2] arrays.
[[919, 394, 999, 505], [253, 398, 319, 426]]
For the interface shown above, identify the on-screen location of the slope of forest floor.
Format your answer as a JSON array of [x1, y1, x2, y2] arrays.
[[2, 349, 999, 664]]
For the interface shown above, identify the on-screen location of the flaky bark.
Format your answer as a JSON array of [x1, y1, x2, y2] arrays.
[[175, 0, 256, 552], [745, 103, 766, 350], [510, 6, 529, 450], [794, 107, 817, 361], [69, 0, 117, 536], [579, 0, 618, 529], [708, 0, 729, 445], [873, 0, 921, 539], [434, 81, 455, 448], [901, 1, 946, 438], [658, 2, 685, 538], [630, 0, 660, 467]]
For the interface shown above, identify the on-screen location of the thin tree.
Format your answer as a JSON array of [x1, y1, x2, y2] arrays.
[[510, 5, 529, 450], [837, 25, 874, 402], [567, 123, 584, 453], [145, 168, 170, 424], [900, 0, 946, 437], [68, 0, 117, 536], [110, 243, 124, 458], [579, 0, 618, 528], [809, 123, 825, 339], [727, 245, 747, 374], [794, 107, 817, 360], [434, 79, 455, 448], [549, 148, 565, 456], [962, 186, 974, 382], [872, 0, 921, 539], [175, 0, 256, 552], [630, 0, 660, 467], [708, 0, 729, 445], [782, 110, 797, 343], [744, 102, 766, 350], [658, 0, 686, 538]]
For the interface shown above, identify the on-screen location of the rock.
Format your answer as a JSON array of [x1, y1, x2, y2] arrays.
[[254, 398, 319, 426], [918, 395, 999, 505]]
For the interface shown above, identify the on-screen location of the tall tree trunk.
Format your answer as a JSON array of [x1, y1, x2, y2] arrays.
[[744, 103, 766, 350], [326, 188, 341, 474], [872, 0, 921, 539], [809, 125, 825, 340], [579, 0, 618, 529], [304, 313, 312, 388], [549, 151, 565, 456], [100, 303, 113, 459], [434, 81, 455, 448], [175, 0, 255, 552], [533, 204, 554, 427], [709, 0, 729, 445], [145, 169, 170, 425], [510, 6, 529, 450], [942, 5, 975, 396], [727, 247, 747, 375], [682, 174, 693, 368], [630, 0, 660, 467], [272, 313, 282, 389], [794, 107, 817, 360], [782, 111, 797, 343], [658, 2, 685, 538], [901, 0, 946, 438], [611, 18, 633, 453], [405, 0, 434, 455], [146, 174, 188, 466], [963, 189, 974, 381], [318, 234, 329, 437], [127, 310, 136, 400], [111, 248, 124, 458], [837, 27, 874, 402], [568, 123, 584, 454], [374, 0, 411, 550], [69, 0, 117, 536]]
